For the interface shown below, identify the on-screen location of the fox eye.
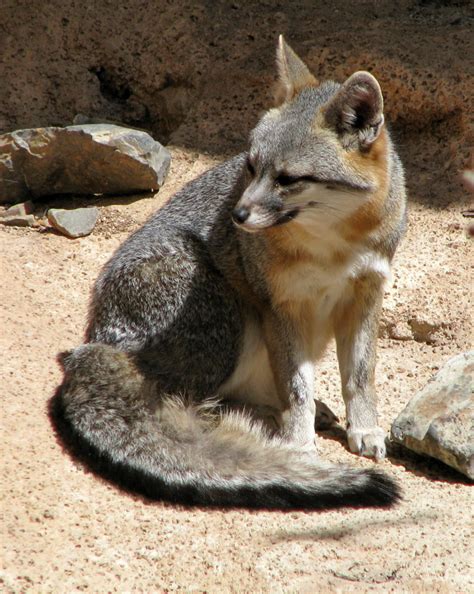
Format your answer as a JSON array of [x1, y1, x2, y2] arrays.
[[246, 157, 255, 176], [276, 174, 319, 188], [275, 174, 299, 187]]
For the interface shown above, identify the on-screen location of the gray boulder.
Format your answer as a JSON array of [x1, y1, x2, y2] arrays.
[[0, 124, 171, 204], [391, 351, 474, 479]]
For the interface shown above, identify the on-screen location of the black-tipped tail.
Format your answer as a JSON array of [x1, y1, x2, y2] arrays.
[[50, 343, 401, 511], [50, 391, 400, 511]]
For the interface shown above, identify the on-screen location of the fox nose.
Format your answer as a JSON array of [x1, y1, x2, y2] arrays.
[[232, 206, 250, 224]]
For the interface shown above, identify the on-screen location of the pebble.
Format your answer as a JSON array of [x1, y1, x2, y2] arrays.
[[0, 214, 38, 227], [47, 207, 99, 238]]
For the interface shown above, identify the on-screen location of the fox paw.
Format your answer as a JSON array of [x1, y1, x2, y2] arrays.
[[314, 399, 339, 430], [347, 426, 386, 460]]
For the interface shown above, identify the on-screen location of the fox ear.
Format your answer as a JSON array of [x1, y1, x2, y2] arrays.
[[275, 35, 318, 104], [57, 349, 74, 371], [324, 71, 384, 148]]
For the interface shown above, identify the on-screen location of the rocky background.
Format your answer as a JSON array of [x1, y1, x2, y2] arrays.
[[1, 0, 472, 207], [1, 1, 472, 592]]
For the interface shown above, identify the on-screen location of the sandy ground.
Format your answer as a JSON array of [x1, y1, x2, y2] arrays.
[[1, 1, 473, 592], [1, 144, 472, 593]]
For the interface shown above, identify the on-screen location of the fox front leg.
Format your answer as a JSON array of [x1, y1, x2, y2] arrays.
[[263, 311, 317, 451], [333, 275, 387, 460]]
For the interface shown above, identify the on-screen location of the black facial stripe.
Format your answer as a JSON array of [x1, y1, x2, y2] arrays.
[[272, 208, 300, 226], [321, 179, 369, 191]]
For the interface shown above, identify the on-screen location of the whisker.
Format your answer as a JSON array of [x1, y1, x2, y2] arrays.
[[282, 201, 344, 213], [281, 202, 346, 217]]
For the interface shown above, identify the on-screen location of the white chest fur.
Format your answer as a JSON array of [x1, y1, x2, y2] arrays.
[[271, 248, 390, 312]]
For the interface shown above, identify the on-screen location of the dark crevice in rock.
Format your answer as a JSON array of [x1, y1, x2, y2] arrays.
[[89, 66, 132, 104], [151, 77, 197, 144], [84, 68, 196, 144]]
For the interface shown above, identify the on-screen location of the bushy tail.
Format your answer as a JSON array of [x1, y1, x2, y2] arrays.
[[50, 343, 400, 510]]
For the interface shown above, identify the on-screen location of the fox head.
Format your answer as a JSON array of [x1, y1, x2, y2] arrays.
[[232, 36, 389, 234]]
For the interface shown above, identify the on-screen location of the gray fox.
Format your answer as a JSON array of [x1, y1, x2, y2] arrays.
[[51, 37, 406, 510]]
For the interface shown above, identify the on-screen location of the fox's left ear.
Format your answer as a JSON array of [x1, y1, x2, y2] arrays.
[[324, 71, 384, 148], [275, 35, 318, 104]]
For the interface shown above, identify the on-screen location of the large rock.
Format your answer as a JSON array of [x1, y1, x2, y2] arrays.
[[0, 124, 171, 204], [391, 352, 474, 479]]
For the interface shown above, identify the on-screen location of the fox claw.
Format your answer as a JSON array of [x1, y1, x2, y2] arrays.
[[347, 427, 387, 460]]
